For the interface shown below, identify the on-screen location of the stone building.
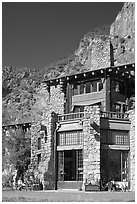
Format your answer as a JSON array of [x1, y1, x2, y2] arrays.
[[29, 61, 135, 191], [27, 2, 135, 191]]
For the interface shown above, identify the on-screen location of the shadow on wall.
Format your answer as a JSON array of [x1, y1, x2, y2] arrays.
[[94, 133, 100, 142]]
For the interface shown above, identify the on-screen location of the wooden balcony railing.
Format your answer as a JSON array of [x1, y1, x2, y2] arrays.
[[58, 111, 129, 122], [58, 112, 84, 122], [100, 111, 129, 120]]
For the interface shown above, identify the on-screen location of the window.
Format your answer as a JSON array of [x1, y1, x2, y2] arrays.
[[73, 84, 78, 95], [85, 82, 91, 93], [38, 137, 41, 150], [37, 153, 41, 164], [58, 151, 64, 181], [74, 106, 84, 113], [58, 150, 83, 182], [101, 130, 129, 145], [58, 131, 83, 146], [114, 80, 125, 95], [101, 150, 129, 184], [98, 80, 103, 91], [45, 136, 47, 143], [115, 104, 121, 112], [72, 80, 103, 95], [77, 150, 83, 181], [91, 81, 97, 92], [80, 83, 84, 94]]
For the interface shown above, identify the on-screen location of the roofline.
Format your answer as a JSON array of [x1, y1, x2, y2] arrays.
[[42, 63, 135, 85], [2, 122, 32, 128]]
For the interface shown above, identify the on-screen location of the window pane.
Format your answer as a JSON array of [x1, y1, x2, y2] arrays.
[[80, 83, 84, 94], [37, 153, 41, 164], [91, 81, 97, 92], [114, 80, 125, 94], [77, 150, 83, 181], [101, 130, 129, 145], [73, 84, 78, 95], [99, 80, 103, 91], [58, 131, 83, 146], [85, 82, 91, 93], [58, 151, 64, 181], [38, 138, 41, 150]]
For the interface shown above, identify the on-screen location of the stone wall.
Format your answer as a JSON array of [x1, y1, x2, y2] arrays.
[[29, 84, 64, 189], [128, 108, 135, 191], [83, 105, 100, 190]]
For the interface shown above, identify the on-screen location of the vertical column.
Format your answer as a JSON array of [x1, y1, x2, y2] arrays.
[[83, 105, 100, 191], [128, 109, 135, 191], [105, 72, 111, 111]]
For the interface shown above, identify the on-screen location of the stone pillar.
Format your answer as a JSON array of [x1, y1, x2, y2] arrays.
[[29, 112, 56, 190], [30, 122, 41, 169], [83, 105, 100, 190], [128, 109, 135, 191]]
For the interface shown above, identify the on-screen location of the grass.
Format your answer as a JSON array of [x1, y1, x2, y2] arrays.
[[2, 189, 135, 202]]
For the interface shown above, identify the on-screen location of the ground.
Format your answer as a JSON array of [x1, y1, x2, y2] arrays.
[[2, 190, 135, 202]]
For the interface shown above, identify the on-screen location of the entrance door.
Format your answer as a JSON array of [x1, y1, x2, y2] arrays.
[[57, 150, 83, 189], [108, 150, 129, 181], [64, 151, 76, 181], [101, 149, 129, 183]]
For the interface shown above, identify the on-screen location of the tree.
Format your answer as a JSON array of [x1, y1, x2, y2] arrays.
[[2, 126, 31, 181]]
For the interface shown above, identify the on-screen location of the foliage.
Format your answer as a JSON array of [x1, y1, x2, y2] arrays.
[[2, 127, 31, 180]]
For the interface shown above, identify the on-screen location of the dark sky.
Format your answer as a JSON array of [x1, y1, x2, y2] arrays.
[[2, 2, 123, 69]]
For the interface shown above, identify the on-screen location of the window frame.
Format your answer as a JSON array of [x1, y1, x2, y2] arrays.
[[58, 131, 83, 146]]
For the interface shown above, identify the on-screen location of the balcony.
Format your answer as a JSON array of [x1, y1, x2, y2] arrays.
[[100, 111, 129, 120], [58, 111, 129, 124], [58, 112, 84, 122]]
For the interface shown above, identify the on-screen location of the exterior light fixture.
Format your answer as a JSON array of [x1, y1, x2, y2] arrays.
[[101, 70, 104, 73]]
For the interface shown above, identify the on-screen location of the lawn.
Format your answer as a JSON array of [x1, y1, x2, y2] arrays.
[[2, 190, 135, 202]]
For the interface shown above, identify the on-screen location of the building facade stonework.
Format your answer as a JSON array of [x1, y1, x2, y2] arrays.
[[29, 69, 135, 190], [128, 109, 135, 191], [3, 3, 134, 192]]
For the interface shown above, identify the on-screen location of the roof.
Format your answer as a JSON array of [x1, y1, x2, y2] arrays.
[[43, 63, 135, 86]]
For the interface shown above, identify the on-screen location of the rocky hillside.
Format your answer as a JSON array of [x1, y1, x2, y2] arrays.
[[110, 2, 135, 66], [2, 2, 135, 125]]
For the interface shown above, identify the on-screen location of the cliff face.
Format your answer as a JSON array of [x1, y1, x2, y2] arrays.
[[2, 2, 135, 125], [73, 2, 135, 72], [110, 2, 135, 66], [75, 30, 111, 71]]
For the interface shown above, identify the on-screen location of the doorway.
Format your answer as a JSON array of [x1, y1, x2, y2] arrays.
[[64, 150, 76, 181], [101, 149, 129, 183], [57, 150, 83, 189]]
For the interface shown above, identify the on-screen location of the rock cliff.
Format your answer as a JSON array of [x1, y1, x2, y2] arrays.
[[110, 2, 135, 66]]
